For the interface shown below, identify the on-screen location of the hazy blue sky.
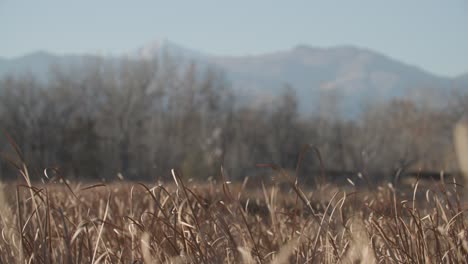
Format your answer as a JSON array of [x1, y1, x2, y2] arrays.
[[1, 0, 467, 76]]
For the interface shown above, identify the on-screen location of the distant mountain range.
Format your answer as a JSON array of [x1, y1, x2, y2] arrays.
[[1, 39, 467, 115]]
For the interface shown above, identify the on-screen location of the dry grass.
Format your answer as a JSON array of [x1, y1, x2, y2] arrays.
[[0, 165, 467, 263]]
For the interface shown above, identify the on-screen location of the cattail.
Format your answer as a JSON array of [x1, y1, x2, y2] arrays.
[[454, 115, 468, 185]]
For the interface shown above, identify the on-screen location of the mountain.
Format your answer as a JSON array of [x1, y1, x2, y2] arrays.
[[126, 39, 205, 61], [0, 51, 61, 79], [0, 51, 102, 81], [208, 45, 460, 113], [456, 73, 468, 84], [0, 41, 466, 115]]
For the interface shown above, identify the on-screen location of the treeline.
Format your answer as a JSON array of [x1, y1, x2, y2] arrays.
[[0, 56, 466, 183]]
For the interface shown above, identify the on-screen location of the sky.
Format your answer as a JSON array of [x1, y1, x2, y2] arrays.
[[0, 0, 467, 77]]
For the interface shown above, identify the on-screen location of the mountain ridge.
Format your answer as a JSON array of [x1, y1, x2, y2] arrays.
[[0, 41, 466, 114]]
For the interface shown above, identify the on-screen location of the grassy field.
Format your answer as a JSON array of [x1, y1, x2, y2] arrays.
[[0, 166, 467, 263]]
